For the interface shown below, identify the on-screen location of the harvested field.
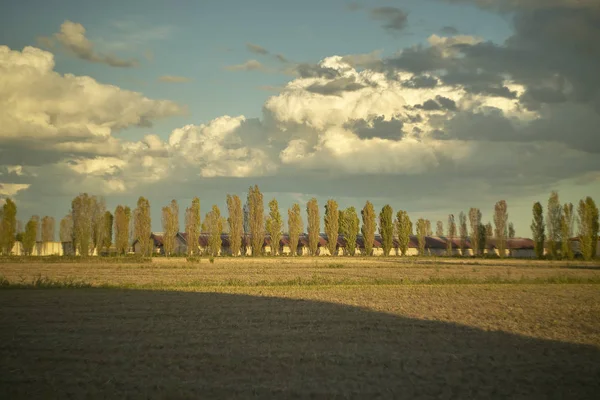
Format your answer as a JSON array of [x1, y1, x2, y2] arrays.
[[1, 258, 599, 398]]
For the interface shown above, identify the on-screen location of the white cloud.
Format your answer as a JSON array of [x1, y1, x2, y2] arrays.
[[0, 183, 31, 196], [224, 59, 266, 72]]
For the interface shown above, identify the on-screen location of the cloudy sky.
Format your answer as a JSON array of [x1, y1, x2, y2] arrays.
[[1, 0, 599, 236]]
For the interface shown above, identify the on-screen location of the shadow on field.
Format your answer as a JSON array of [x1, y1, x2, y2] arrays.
[[1, 289, 599, 399]]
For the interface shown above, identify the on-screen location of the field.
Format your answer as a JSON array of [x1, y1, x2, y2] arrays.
[[1, 257, 600, 398]]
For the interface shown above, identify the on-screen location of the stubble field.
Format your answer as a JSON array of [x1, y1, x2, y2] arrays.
[[1, 257, 599, 398]]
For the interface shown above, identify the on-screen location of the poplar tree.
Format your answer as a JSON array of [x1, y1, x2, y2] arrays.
[[23, 217, 38, 255], [41, 216, 55, 243], [416, 218, 427, 255], [243, 200, 250, 255], [266, 198, 283, 255], [396, 210, 411, 256], [72, 193, 94, 256], [508, 222, 515, 239], [102, 211, 113, 253], [184, 197, 201, 256], [114, 205, 131, 255], [361, 201, 376, 256], [324, 199, 339, 256], [306, 198, 320, 256], [204, 205, 222, 257], [288, 203, 303, 256], [435, 221, 443, 237], [248, 185, 265, 256], [1, 199, 17, 255], [425, 220, 432, 236], [226, 195, 242, 256], [493, 200, 508, 258], [546, 191, 562, 259], [340, 207, 359, 256], [134, 197, 152, 256], [479, 223, 488, 255], [379, 205, 393, 256], [561, 203, 574, 260], [458, 211, 467, 255], [162, 199, 179, 256], [91, 196, 106, 255], [468, 208, 482, 256], [447, 214, 456, 256], [485, 222, 493, 239], [531, 202, 545, 259], [59, 214, 73, 255], [578, 197, 599, 260]]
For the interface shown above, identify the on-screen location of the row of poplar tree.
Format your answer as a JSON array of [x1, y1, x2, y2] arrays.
[[530, 192, 599, 261], [0, 187, 597, 260]]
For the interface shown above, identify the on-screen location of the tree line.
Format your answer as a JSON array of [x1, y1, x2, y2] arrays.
[[0, 187, 597, 259], [530, 191, 598, 261]]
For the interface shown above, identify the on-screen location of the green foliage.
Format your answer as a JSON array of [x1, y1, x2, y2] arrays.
[[478, 223, 487, 255], [447, 214, 456, 256], [396, 210, 412, 256], [493, 200, 508, 258], [205, 205, 223, 257], [186, 197, 201, 256], [114, 205, 130, 255], [339, 207, 359, 256], [468, 208, 482, 256], [288, 203, 303, 257], [361, 201, 375, 256], [458, 212, 467, 254], [416, 218, 427, 256], [379, 205, 393, 256], [578, 197, 599, 261], [102, 211, 113, 252], [1, 199, 17, 255], [134, 197, 152, 257], [226, 195, 242, 256], [546, 191, 562, 259], [266, 198, 283, 256], [248, 185, 265, 257], [23, 217, 38, 255], [531, 202, 545, 259], [561, 203, 574, 260], [306, 198, 320, 256], [324, 199, 339, 256]]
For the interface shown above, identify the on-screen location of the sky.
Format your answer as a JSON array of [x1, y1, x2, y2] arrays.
[[1, 0, 599, 237]]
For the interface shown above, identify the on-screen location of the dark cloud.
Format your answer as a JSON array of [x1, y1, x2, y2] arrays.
[[275, 54, 288, 63], [402, 74, 439, 88], [246, 43, 269, 55], [370, 7, 409, 32], [415, 96, 457, 111], [344, 116, 405, 140], [440, 26, 459, 35], [306, 77, 366, 96], [293, 63, 341, 79]]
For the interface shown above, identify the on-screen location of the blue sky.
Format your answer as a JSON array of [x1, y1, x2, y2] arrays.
[[1, 0, 598, 236]]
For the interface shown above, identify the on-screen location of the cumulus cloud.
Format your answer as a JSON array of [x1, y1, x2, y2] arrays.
[[158, 75, 192, 83], [40, 20, 138, 67], [0, 183, 30, 197]]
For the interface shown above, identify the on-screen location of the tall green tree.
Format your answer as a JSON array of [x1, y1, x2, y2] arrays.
[[204, 205, 223, 257], [508, 222, 515, 239], [458, 211, 467, 255], [361, 201, 376, 256], [1, 199, 17, 255], [531, 202, 545, 259], [134, 197, 152, 256], [72, 193, 94, 256], [435, 221, 444, 237], [91, 196, 106, 255], [185, 197, 201, 256], [447, 214, 456, 256], [287, 203, 303, 256], [379, 205, 394, 256], [161, 199, 179, 256], [340, 207, 359, 256], [248, 185, 265, 256], [102, 211, 113, 253], [416, 218, 427, 256], [114, 205, 131, 255], [396, 210, 411, 256], [266, 198, 283, 255], [23, 217, 38, 255], [468, 208, 482, 256], [479, 223, 488, 255], [493, 200, 508, 258], [41, 216, 55, 243], [324, 199, 339, 256], [577, 197, 599, 261], [226, 195, 242, 256], [561, 203, 574, 260], [546, 191, 562, 259], [59, 214, 73, 255], [306, 198, 320, 256]]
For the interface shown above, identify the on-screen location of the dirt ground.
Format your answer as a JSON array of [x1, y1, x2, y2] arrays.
[[0, 258, 599, 398]]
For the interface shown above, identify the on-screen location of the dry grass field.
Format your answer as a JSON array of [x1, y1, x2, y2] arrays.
[[1, 257, 599, 398]]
